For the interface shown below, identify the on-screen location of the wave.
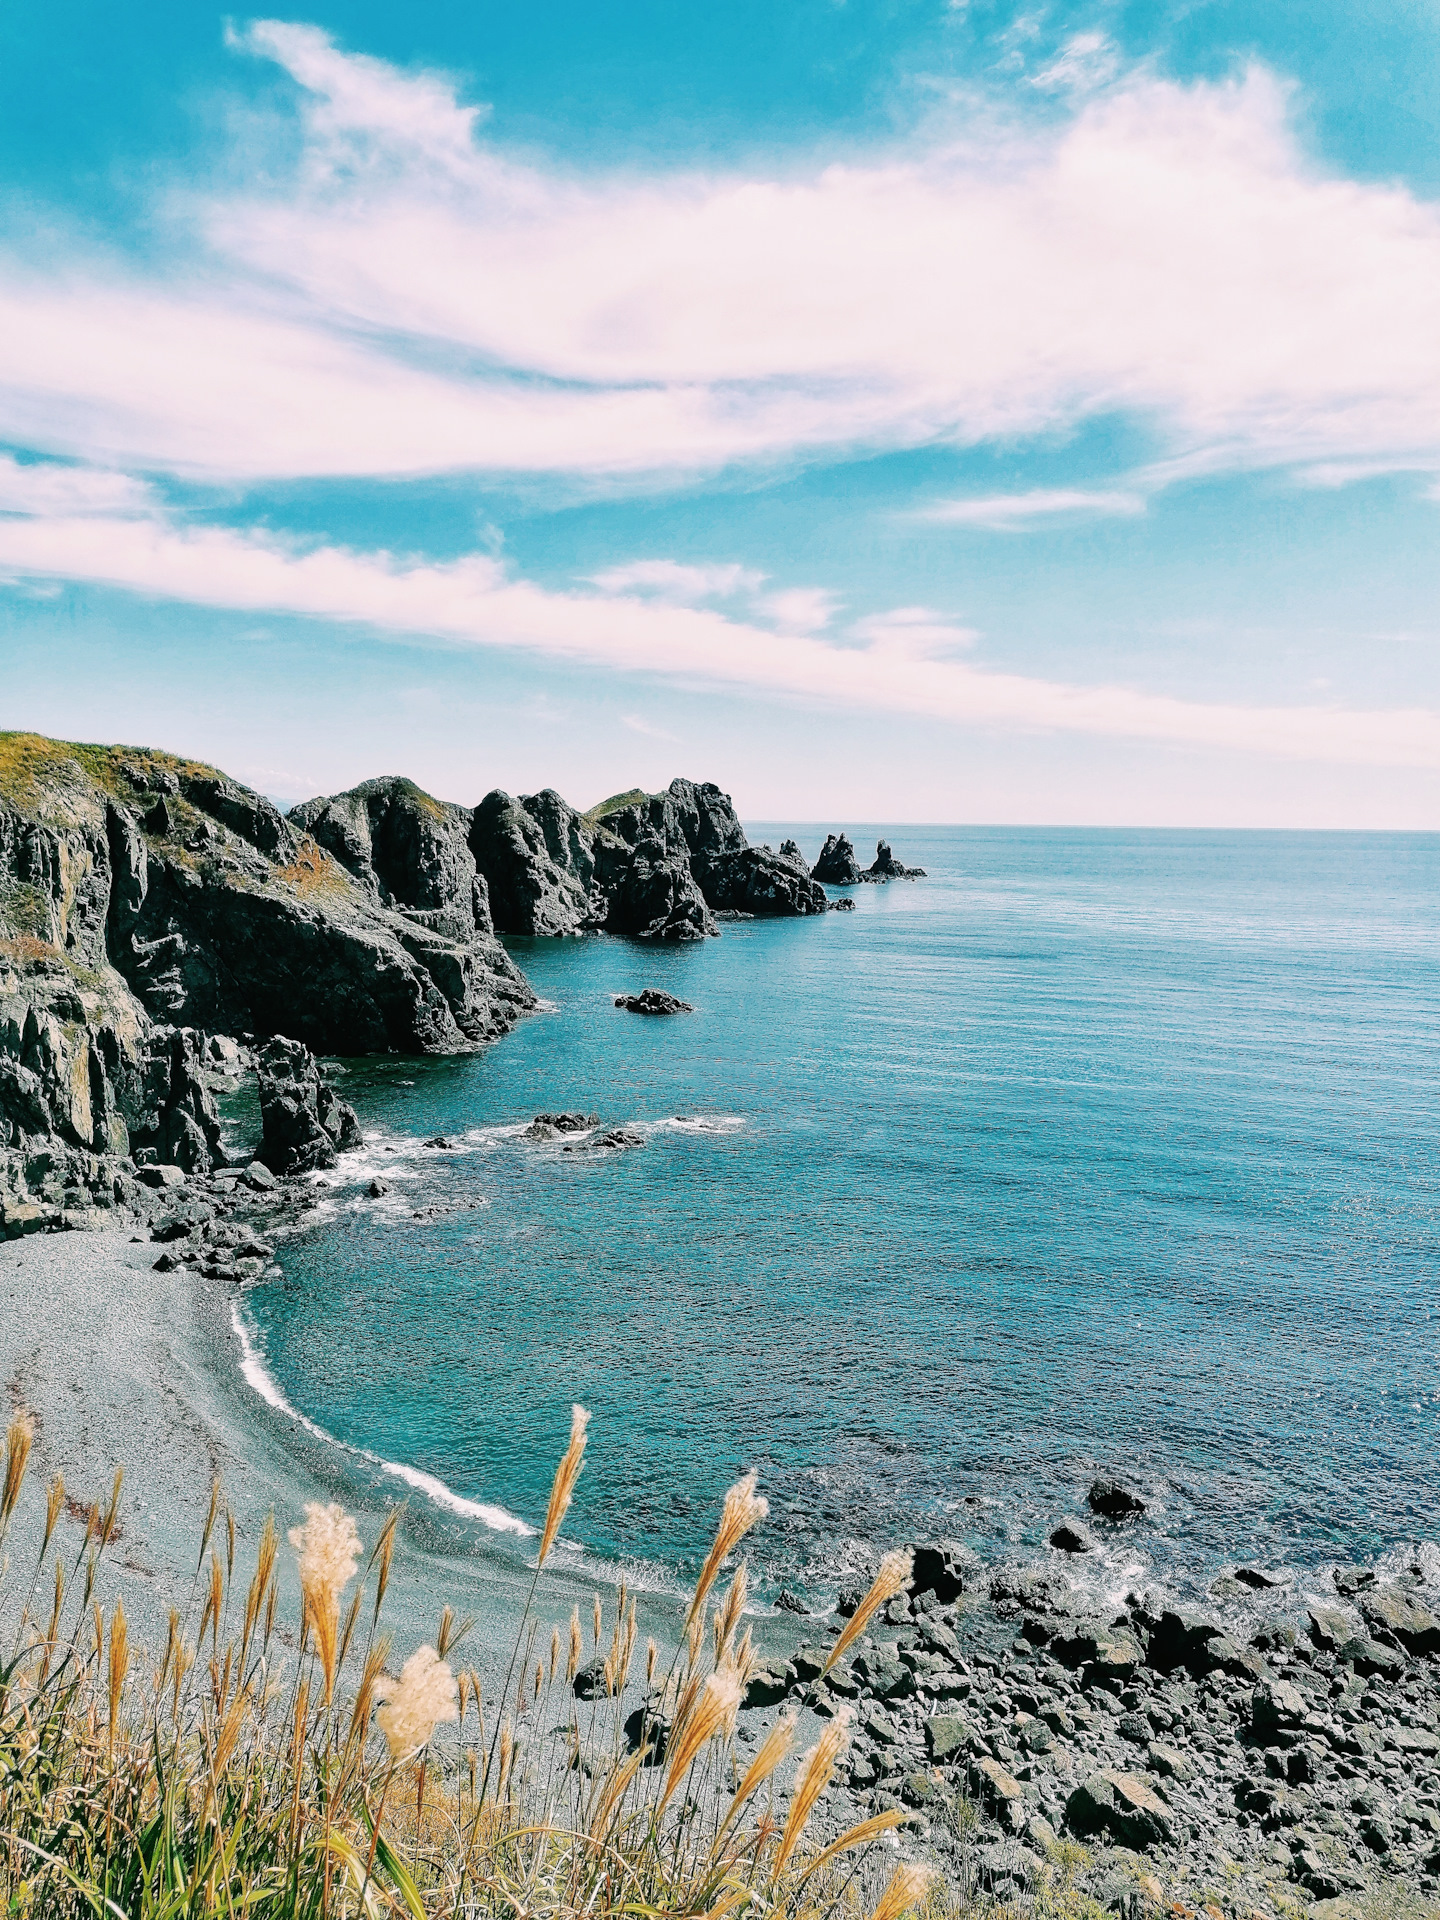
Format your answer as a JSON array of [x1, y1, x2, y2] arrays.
[[230, 1302, 535, 1537]]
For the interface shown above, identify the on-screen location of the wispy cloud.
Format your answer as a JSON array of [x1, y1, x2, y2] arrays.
[[923, 487, 1147, 529], [0, 493, 1433, 768], [0, 31, 1436, 488], [589, 560, 765, 602]]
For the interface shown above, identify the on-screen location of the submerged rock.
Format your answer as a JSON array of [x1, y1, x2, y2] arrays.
[[1089, 1477, 1147, 1518]]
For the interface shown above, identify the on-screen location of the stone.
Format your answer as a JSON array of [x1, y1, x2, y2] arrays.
[[910, 1539, 980, 1602], [1334, 1634, 1405, 1678], [1050, 1520, 1098, 1555], [1051, 1622, 1143, 1677], [572, 1657, 610, 1700], [1065, 1770, 1175, 1850], [970, 1757, 1027, 1830], [366, 1178, 388, 1198], [613, 989, 693, 1015], [1332, 1565, 1377, 1597], [1089, 1479, 1146, 1519], [773, 1589, 808, 1614], [925, 1714, 972, 1762], [1308, 1606, 1355, 1650], [1233, 1565, 1291, 1590], [1146, 1741, 1195, 1782], [243, 1161, 276, 1190], [1252, 1679, 1307, 1741], [867, 841, 925, 879], [136, 1163, 186, 1189], [1360, 1584, 1440, 1655], [741, 1666, 789, 1709]]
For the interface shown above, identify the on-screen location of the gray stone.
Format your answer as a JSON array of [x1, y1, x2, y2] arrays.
[[1050, 1520, 1098, 1554], [1065, 1770, 1175, 1850]]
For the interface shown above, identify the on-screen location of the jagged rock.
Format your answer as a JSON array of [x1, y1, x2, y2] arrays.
[[813, 833, 864, 885], [614, 989, 693, 1015], [563, 1127, 644, 1154], [991, 1564, 1077, 1617], [867, 840, 925, 879], [1089, 1478, 1146, 1518], [527, 1112, 596, 1136], [1051, 1520, 1098, 1554], [911, 1539, 981, 1602], [773, 1589, 808, 1614], [255, 1037, 362, 1175], [779, 839, 806, 865], [1360, 1584, 1440, 1655], [1066, 1770, 1174, 1850], [468, 789, 600, 936]]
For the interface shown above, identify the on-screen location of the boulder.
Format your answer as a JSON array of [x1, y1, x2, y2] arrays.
[[1050, 1520, 1098, 1555], [969, 1757, 1027, 1832], [1065, 1770, 1175, 1850], [925, 1713, 972, 1763], [1360, 1584, 1440, 1655], [614, 989, 693, 1015], [1251, 1679, 1307, 1741], [1088, 1478, 1146, 1519], [910, 1539, 980, 1602]]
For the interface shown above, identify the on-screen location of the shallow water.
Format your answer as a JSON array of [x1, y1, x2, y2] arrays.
[[240, 827, 1440, 1604]]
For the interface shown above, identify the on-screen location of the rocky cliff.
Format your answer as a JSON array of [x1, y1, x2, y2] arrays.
[[0, 739, 841, 1229], [0, 735, 535, 1227]]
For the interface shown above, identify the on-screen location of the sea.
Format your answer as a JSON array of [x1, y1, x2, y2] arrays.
[[231, 827, 1440, 1613]]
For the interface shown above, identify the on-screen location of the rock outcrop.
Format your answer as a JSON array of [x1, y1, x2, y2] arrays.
[[254, 1036, 362, 1175], [614, 989, 693, 1015], [813, 832, 864, 885], [868, 840, 926, 879]]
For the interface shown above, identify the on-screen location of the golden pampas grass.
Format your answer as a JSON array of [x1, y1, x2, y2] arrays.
[[685, 1472, 768, 1635], [772, 1706, 853, 1876], [1, 1409, 34, 1532], [41, 1473, 64, 1560], [864, 1861, 934, 1920], [288, 1502, 361, 1703], [537, 1404, 588, 1566], [106, 1602, 128, 1752], [718, 1705, 796, 1836], [567, 1605, 583, 1681], [713, 1562, 747, 1664], [659, 1665, 742, 1810], [823, 1549, 914, 1676], [373, 1643, 459, 1764], [795, 1808, 908, 1884]]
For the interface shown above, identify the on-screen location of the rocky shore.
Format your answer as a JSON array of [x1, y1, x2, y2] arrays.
[[714, 1522, 1440, 1916]]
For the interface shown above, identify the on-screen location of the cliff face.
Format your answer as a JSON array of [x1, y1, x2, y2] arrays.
[[0, 737, 834, 1226], [0, 735, 535, 1225]]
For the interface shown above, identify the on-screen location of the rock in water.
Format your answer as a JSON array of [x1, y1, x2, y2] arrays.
[[812, 832, 864, 885], [254, 1036, 361, 1175], [1050, 1520, 1098, 1554], [1088, 1477, 1146, 1518], [614, 989, 693, 1015], [867, 840, 926, 879]]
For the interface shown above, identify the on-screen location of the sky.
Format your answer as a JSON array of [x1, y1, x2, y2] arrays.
[[2, 2, 1440, 825]]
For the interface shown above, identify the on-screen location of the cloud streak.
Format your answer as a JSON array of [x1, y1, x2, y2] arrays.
[[924, 488, 1147, 529], [0, 492, 1434, 769]]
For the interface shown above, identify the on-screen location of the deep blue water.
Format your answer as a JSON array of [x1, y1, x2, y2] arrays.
[[241, 828, 1440, 1602]]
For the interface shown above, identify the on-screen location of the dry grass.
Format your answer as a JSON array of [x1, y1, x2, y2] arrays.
[[0, 1406, 938, 1920], [275, 837, 353, 900]]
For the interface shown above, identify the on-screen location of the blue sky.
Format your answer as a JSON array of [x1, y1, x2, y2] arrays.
[[2, 0, 1439, 823]]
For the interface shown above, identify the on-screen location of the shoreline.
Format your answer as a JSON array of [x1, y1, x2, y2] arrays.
[[0, 1228, 703, 1681]]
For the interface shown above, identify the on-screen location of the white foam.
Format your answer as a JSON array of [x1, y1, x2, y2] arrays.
[[231, 1302, 534, 1537], [660, 1114, 746, 1134]]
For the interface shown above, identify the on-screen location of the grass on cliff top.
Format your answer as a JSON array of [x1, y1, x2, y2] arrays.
[[0, 733, 223, 824], [0, 1407, 959, 1920], [581, 788, 652, 827]]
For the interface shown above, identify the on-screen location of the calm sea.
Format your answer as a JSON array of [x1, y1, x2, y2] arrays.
[[239, 827, 1440, 1604]]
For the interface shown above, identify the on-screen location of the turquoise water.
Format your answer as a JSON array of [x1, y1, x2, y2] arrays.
[[243, 828, 1440, 1601]]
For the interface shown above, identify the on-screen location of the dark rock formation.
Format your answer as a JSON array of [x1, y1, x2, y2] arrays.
[[563, 1126, 644, 1154], [254, 1036, 361, 1175], [614, 989, 693, 1015], [868, 839, 926, 879], [526, 1112, 596, 1136], [813, 832, 864, 885], [1050, 1519, 1098, 1555], [467, 788, 599, 936], [1089, 1477, 1146, 1518]]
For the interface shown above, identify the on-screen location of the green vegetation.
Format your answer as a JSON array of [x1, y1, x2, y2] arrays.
[[580, 790, 651, 828], [0, 735, 222, 826]]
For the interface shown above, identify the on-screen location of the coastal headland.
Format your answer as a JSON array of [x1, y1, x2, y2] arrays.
[[1, 730, 1437, 1911]]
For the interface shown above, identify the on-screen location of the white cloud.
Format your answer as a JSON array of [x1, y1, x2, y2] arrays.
[[0, 453, 154, 517], [0, 35, 1436, 487], [924, 487, 1148, 528], [589, 559, 765, 602], [757, 587, 839, 633], [850, 606, 979, 657], [0, 501, 1434, 768]]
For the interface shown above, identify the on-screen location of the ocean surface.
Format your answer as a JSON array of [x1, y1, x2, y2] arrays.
[[235, 827, 1440, 1609]]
